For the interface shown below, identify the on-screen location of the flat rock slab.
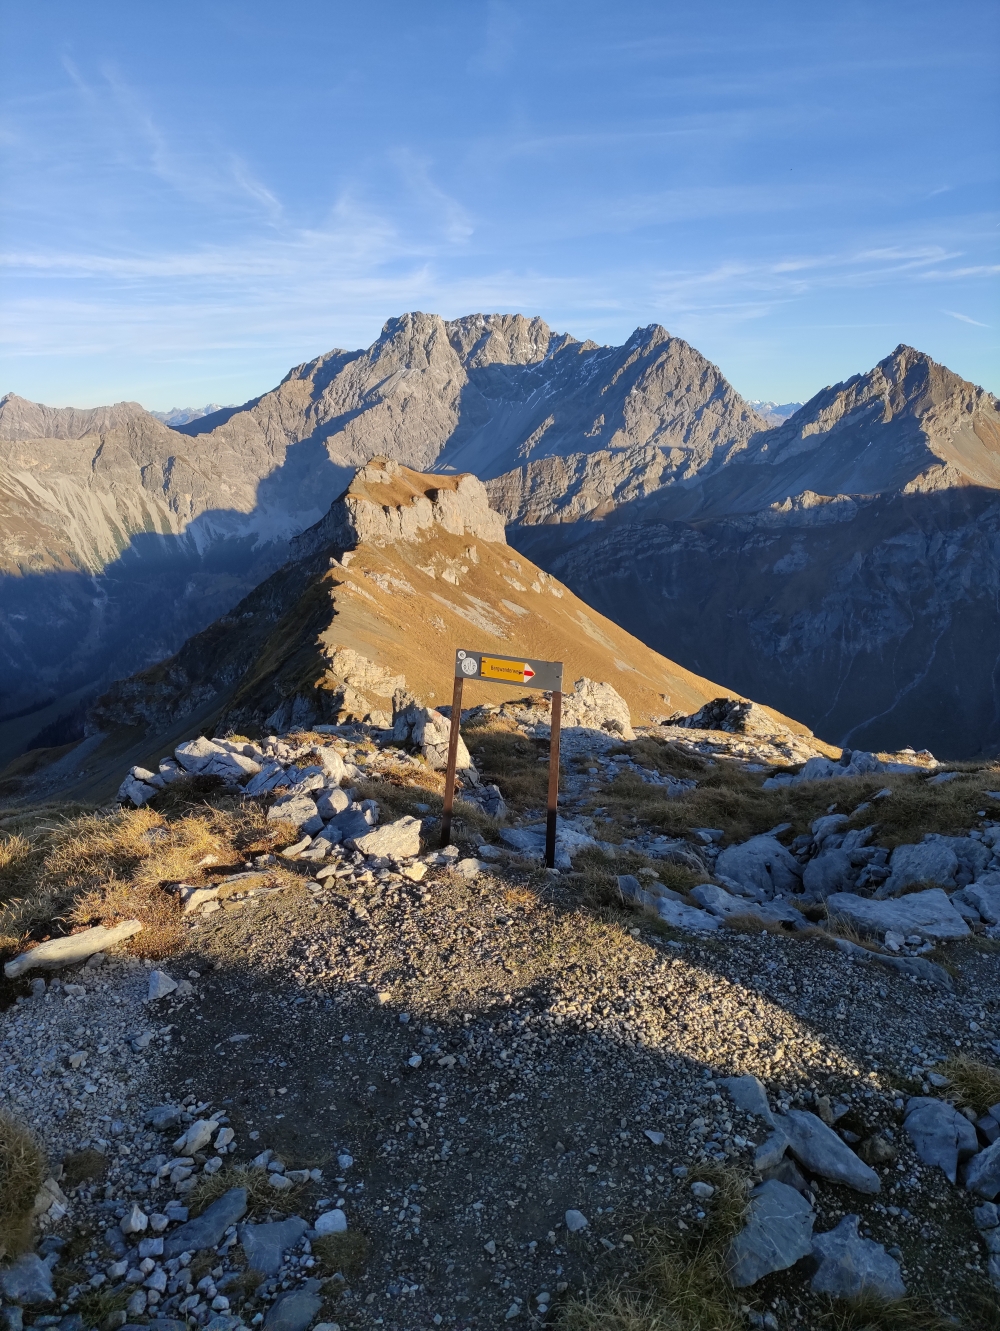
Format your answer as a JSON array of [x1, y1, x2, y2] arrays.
[[879, 841, 958, 897], [162, 1188, 247, 1259], [0, 1254, 56, 1304], [263, 1279, 323, 1331], [810, 1214, 906, 1300], [777, 1109, 880, 1194], [715, 835, 802, 898], [5, 920, 143, 978], [351, 816, 422, 859], [239, 1216, 308, 1276], [904, 1097, 979, 1184], [725, 1179, 814, 1287], [825, 889, 970, 942]]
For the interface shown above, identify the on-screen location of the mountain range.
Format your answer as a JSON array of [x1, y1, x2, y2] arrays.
[[2, 312, 997, 767]]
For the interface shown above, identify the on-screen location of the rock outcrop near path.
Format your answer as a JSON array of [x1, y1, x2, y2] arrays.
[[88, 459, 806, 752]]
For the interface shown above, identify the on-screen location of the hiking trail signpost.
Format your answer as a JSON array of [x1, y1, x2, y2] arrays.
[[440, 649, 564, 868]]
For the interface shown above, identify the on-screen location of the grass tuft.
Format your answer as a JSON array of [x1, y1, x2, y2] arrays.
[[562, 1166, 747, 1331], [186, 1165, 305, 1218], [312, 1230, 370, 1279], [940, 1055, 1000, 1115], [0, 1112, 46, 1260], [816, 1291, 955, 1329]]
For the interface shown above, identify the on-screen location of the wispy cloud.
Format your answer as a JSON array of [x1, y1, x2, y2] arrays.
[[944, 309, 989, 326]]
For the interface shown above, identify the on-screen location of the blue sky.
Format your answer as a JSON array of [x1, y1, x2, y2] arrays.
[[1, 0, 997, 410]]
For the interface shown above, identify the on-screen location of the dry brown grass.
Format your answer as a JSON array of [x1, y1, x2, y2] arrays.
[[590, 760, 1000, 853], [463, 718, 555, 813], [312, 1231, 370, 1279], [570, 847, 703, 914], [940, 1055, 1000, 1114], [0, 1112, 46, 1260], [816, 1292, 956, 1330], [0, 793, 294, 966], [562, 1166, 747, 1331]]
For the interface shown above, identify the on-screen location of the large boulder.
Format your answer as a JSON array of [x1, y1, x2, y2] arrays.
[[410, 708, 474, 772], [802, 849, 856, 900], [118, 767, 165, 806], [267, 792, 324, 835], [245, 761, 288, 796], [715, 835, 802, 900], [174, 737, 230, 773], [810, 1215, 906, 1300], [903, 1097, 979, 1184], [825, 889, 970, 942], [4, 920, 143, 979], [559, 678, 634, 740], [725, 1179, 814, 1287], [877, 841, 960, 898], [238, 1217, 309, 1277], [0, 1254, 56, 1304]]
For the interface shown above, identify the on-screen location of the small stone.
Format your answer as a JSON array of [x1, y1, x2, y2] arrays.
[[691, 1181, 715, 1199], [147, 971, 178, 1001], [975, 1203, 1000, 1230], [125, 1291, 147, 1316], [407, 1054, 422, 1068], [121, 1203, 149, 1235], [137, 1237, 163, 1258], [505, 1304, 520, 1321], [314, 1210, 348, 1235], [174, 1120, 217, 1155], [336, 1153, 354, 1171], [484, 1240, 496, 1255], [564, 1209, 588, 1233], [643, 1130, 664, 1146]]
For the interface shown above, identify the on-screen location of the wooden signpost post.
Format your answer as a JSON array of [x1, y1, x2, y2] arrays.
[[440, 649, 565, 868]]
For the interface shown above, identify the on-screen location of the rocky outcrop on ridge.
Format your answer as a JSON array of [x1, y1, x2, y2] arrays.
[[80, 461, 780, 785]]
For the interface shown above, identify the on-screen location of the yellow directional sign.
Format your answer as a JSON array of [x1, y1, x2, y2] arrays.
[[443, 647, 565, 869], [480, 655, 536, 684], [454, 649, 562, 692]]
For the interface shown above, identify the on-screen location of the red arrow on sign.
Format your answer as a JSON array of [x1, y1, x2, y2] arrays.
[[523, 665, 535, 680]]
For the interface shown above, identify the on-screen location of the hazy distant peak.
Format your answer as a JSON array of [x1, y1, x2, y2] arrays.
[[149, 404, 236, 427], [0, 393, 153, 441], [749, 400, 803, 426]]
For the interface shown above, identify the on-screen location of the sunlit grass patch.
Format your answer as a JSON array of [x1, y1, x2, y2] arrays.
[[0, 1112, 46, 1260]]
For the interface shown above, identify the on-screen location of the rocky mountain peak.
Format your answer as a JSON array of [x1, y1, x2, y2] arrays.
[[444, 312, 559, 368], [0, 393, 154, 442]]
